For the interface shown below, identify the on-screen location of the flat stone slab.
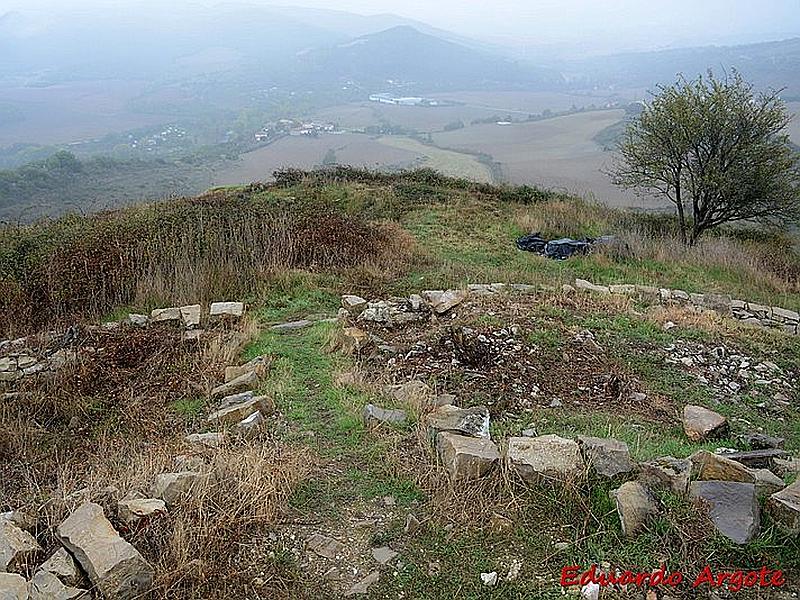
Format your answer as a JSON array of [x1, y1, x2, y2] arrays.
[[577, 436, 633, 478], [57, 502, 154, 599], [612, 481, 659, 537], [0, 573, 28, 599], [29, 569, 88, 599], [237, 410, 264, 438], [689, 481, 760, 544], [437, 432, 500, 481], [743, 433, 785, 450], [209, 302, 244, 317], [345, 571, 380, 596], [207, 396, 272, 426], [421, 289, 468, 314], [39, 547, 82, 587], [210, 370, 259, 400], [150, 307, 181, 322], [363, 404, 407, 426], [224, 355, 270, 383], [0, 518, 41, 572], [153, 472, 204, 507], [683, 405, 728, 441], [690, 450, 756, 483], [306, 534, 344, 559], [639, 456, 691, 496], [767, 479, 800, 534], [371, 546, 398, 565], [426, 405, 489, 440], [117, 498, 167, 525], [179, 304, 201, 329], [725, 449, 787, 469], [506, 434, 584, 484]]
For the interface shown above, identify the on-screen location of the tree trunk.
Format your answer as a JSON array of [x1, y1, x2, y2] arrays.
[[675, 180, 688, 245]]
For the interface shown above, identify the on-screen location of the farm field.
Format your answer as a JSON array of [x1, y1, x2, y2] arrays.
[[432, 109, 654, 206], [0, 79, 174, 145], [375, 135, 493, 182], [213, 133, 421, 185]]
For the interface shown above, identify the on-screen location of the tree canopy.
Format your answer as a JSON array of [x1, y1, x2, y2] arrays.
[[610, 71, 800, 244]]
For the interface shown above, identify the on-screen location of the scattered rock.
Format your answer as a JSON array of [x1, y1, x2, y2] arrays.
[[126, 314, 148, 327], [743, 433, 785, 450], [0, 573, 28, 599], [639, 456, 691, 496], [341, 295, 367, 314], [150, 307, 181, 323], [385, 380, 432, 405], [404, 514, 421, 535], [117, 498, 167, 526], [344, 571, 380, 596], [153, 472, 204, 507], [306, 534, 344, 560], [362, 404, 407, 427], [185, 432, 226, 448], [612, 481, 659, 537], [57, 502, 154, 599], [209, 302, 244, 318], [210, 370, 259, 400], [224, 355, 270, 383], [436, 432, 500, 481], [426, 405, 490, 440], [766, 479, 800, 534], [39, 548, 82, 587], [480, 571, 498, 587], [724, 449, 787, 469], [421, 289, 468, 314], [754, 469, 785, 498], [689, 481, 760, 544], [29, 570, 88, 599], [0, 518, 41, 572], [682, 405, 728, 441], [237, 411, 264, 438], [506, 434, 584, 484], [179, 305, 201, 329], [371, 546, 398, 565], [689, 450, 755, 483], [207, 395, 272, 426], [577, 436, 634, 478], [574, 279, 610, 294]]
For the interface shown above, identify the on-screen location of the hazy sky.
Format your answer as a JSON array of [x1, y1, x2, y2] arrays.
[[3, 0, 800, 55]]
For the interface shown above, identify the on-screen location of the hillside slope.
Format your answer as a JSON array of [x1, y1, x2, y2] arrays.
[[1, 170, 798, 598]]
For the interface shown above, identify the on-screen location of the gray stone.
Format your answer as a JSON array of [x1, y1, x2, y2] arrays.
[[217, 391, 254, 410], [434, 393, 457, 407], [0, 573, 28, 599], [743, 433, 785, 450], [612, 481, 659, 537], [39, 548, 82, 587], [772, 306, 800, 322], [179, 305, 201, 329], [224, 355, 269, 383], [426, 405, 489, 440], [209, 302, 244, 318], [0, 518, 41, 572], [126, 314, 149, 327], [150, 307, 181, 323], [358, 301, 424, 326], [207, 396, 272, 426], [506, 434, 584, 484], [689, 481, 760, 544], [754, 469, 785, 498], [725, 449, 787, 469], [57, 502, 154, 599], [703, 293, 732, 315], [609, 284, 636, 295], [237, 411, 264, 438], [345, 571, 380, 596], [574, 279, 610, 294], [117, 498, 167, 525], [639, 456, 691, 496], [363, 404, 407, 426], [306, 534, 344, 559], [29, 570, 88, 600], [682, 405, 728, 441], [371, 546, 398, 565], [634, 285, 660, 302], [436, 432, 500, 481], [689, 450, 755, 483], [421, 289, 468, 314], [767, 479, 800, 534], [577, 436, 634, 478], [210, 370, 259, 399], [341, 295, 367, 313], [271, 320, 313, 332], [385, 380, 432, 404], [185, 432, 226, 448], [153, 472, 204, 506]]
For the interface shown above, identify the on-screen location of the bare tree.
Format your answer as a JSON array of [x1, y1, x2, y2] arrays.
[[610, 71, 800, 244]]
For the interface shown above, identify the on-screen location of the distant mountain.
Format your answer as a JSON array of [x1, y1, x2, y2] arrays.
[[567, 37, 800, 96], [287, 26, 558, 91]]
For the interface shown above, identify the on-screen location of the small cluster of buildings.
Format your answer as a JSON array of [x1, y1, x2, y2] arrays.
[[254, 119, 338, 142], [368, 93, 441, 107]]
